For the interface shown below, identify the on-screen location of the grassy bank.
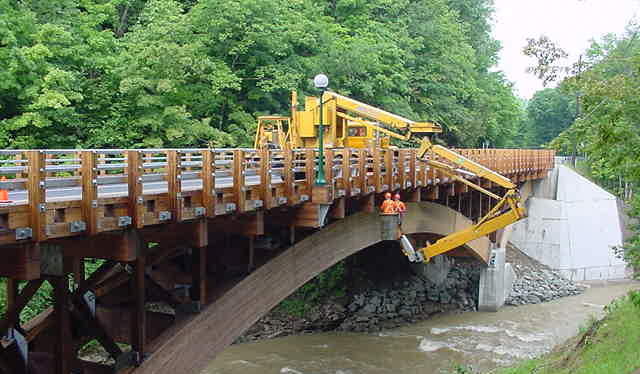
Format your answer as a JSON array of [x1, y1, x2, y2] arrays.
[[494, 291, 640, 374]]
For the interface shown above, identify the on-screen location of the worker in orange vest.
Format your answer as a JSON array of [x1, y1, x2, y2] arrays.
[[393, 193, 406, 222], [380, 192, 396, 214]]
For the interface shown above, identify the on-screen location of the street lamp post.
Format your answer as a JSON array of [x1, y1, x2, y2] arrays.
[[314, 74, 328, 185]]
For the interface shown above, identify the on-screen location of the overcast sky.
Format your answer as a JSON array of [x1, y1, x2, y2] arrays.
[[492, 0, 640, 99]]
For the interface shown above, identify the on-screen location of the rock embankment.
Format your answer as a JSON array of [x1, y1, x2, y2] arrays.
[[505, 244, 585, 305], [506, 268, 584, 305], [237, 260, 481, 342], [237, 244, 587, 343], [337, 263, 480, 332]]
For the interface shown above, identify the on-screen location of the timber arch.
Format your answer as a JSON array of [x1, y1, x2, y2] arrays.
[[135, 201, 489, 374]]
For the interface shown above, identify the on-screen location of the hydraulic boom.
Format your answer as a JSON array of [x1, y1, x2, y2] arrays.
[[253, 89, 526, 264], [400, 138, 526, 263]]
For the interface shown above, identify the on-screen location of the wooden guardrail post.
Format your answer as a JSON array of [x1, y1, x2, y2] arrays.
[[233, 149, 245, 213], [385, 149, 393, 191], [27, 150, 46, 242], [260, 149, 272, 209], [324, 149, 334, 189], [409, 149, 417, 189], [397, 150, 406, 190], [202, 150, 215, 217], [283, 149, 294, 206], [127, 151, 144, 229], [358, 149, 367, 194], [305, 149, 315, 187], [81, 151, 99, 235], [341, 148, 351, 197], [167, 150, 183, 222], [373, 148, 382, 193]]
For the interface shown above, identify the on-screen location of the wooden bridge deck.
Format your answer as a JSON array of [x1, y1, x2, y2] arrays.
[[0, 147, 554, 374]]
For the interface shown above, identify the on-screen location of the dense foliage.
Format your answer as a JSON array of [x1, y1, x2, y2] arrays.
[[1, 0, 524, 149], [519, 87, 576, 147]]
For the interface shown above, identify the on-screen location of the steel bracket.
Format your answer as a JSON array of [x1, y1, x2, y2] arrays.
[[118, 216, 132, 227], [69, 220, 87, 233], [15, 227, 33, 240], [83, 291, 96, 317]]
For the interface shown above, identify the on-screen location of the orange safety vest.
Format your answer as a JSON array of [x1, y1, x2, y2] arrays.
[[394, 200, 406, 213], [380, 199, 396, 214]]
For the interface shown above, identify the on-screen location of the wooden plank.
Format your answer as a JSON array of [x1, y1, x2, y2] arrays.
[[27, 150, 46, 242], [373, 148, 382, 193], [283, 150, 295, 206], [357, 149, 367, 194], [328, 197, 345, 219], [208, 211, 264, 236], [384, 149, 393, 191], [127, 151, 144, 229], [324, 150, 334, 188], [233, 150, 245, 214], [167, 150, 183, 222], [247, 236, 255, 273], [192, 246, 207, 306], [426, 186, 439, 200], [408, 188, 421, 203], [305, 149, 315, 187], [259, 149, 272, 210], [341, 149, 351, 197], [202, 150, 216, 218], [0, 244, 40, 280], [6, 279, 18, 318], [131, 251, 146, 364], [95, 306, 174, 346], [51, 273, 72, 374], [56, 230, 139, 261], [455, 181, 469, 194], [398, 150, 406, 190], [293, 203, 321, 228], [81, 151, 99, 235], [70, 299, 124, 363], [409, 149, 417, 188]]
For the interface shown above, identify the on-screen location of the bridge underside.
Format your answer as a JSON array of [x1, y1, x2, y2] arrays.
[[134, 201, 489, 374], [0, 190, 508, 374]]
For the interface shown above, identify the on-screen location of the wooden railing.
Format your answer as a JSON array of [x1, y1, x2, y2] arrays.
[[0, 148, 555, 246]]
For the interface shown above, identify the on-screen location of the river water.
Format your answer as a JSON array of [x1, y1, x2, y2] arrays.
[[205, 280, 638, 374]]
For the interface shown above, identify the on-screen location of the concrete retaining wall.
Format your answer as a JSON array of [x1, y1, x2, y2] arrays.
[[511, 165, 628, 281]]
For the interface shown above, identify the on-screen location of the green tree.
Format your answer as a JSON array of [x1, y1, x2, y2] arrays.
[[525, 88, 576, 147]]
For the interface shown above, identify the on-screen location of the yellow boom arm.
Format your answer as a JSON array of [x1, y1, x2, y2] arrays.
[[412, 138, 526, 263], [328, 92, 442, 134]]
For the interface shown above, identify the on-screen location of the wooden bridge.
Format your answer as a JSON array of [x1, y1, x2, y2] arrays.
[[0, 147, 554, 374]]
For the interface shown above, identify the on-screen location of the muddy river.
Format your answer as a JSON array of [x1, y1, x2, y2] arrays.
[[205, 280, 638, 374]]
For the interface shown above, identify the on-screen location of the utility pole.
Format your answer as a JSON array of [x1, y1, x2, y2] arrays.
[[572, 54, 583, 168]]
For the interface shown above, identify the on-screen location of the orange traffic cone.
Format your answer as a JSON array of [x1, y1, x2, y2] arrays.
[[0, 176, 11, 203]]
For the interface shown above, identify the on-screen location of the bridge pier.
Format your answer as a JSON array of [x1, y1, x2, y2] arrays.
[[478, 247, 516, 312]]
